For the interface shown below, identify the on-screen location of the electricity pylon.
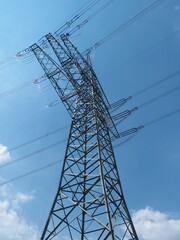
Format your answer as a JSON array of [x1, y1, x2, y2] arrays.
[[30, 33, 139, 240]]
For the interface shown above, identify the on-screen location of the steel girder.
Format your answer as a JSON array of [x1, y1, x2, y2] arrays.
[[30, 34, 138, 240]]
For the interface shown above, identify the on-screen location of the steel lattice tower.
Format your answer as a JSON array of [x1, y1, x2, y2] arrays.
[[30, 33, 139, 240]]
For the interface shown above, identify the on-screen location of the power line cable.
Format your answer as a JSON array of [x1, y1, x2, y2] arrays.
[[11, 135, 49, 240], [0, 50, 36, 69], [114, 107, 180, 147], [106, 29, 180, 98], [145, 107, 180, 127], [132, 70, 180, 98], [121, 28, 180, 69], [9, 125, 69, 152], [69, 0, 115, 35], [0, 2, 117, 99], [0, 75, 46, 100], [0, 105, 49, 131], [0, 54, 15, 64], [113, 133, 138, 148], [1, 106, 180, 184], [2, 124, 141, 169], [2, 106, 180, 184], [2, 72, 179, 155], [1, 1, 102, 63], [0, 139, 67, 169], [0, 80, 33, 99], [110, 97, 132, 109], [8, 22, 178, 110], [18, 0, 110, 56], [110, 69, 180, 109], [113, 84, 180, 124], [87, 0, 164, 52], [1, 69, 179, 140], [54, 0, 102, 36], [0, 160, 62, 187], [137, 85, 180, 109]]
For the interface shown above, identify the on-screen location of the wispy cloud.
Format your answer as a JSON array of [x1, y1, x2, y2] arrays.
[[0, 180, 179, 240], [12, 192, 34, 210], [0, 181, 40, 240], [0, 144, 11, 164], [0, 208, 40, 240], [174, 5, 180, 11], [133, 207, 180, 240]]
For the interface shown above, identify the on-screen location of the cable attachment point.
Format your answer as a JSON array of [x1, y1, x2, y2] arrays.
[[46, 100, 60, 108], [118, 125, 143, 138], [110, 96, 132, 110], [16, 48, 31, 57], [33, 75, 47, 84]]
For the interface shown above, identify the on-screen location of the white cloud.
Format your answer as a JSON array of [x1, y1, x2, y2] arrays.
[[0, 184, 40, 240], [174, 5, 180, 11], [0, 207, 39, 240], [16, 192, 34, 202], [0, 200, 9, 211], [0, 144, 11, 163], [0, 183, 10, 197], [1, 180, 180, 240], [133, 207, 180, 240], [12, 192, 34, 210]]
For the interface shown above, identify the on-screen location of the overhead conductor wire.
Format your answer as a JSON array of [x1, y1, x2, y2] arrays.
[[0, 139, 67, 169], [114, 83, 180, 126], [114, 107, 180, 147], [0, 0, 103, 64], [9, 125, 69, 152], [0, 160, 63, 187], [3, 75, 180, 169], [1, 0, 178, 192], [18, 0, 114, 56], [87, 0, 164, 52], [69, 0, 116, 35], [1, 105, 180, 184], [54, 0, 102, 35], [0, 75, 46, 100], [110, 69, 180, 110]]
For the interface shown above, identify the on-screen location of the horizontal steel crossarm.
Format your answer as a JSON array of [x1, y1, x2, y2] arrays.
[[46, 33, 119, 139], [31, 34, 140, 239], [62, 35, 119, 139], [61, 34, 110, 107], [46, 33, 109, 110], [45, 33, 82, 91], [45, 33, 99, 120], [29, 43, 78, 117]]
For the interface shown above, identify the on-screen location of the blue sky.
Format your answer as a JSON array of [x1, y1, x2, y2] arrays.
[[0, 0, 180, 239]]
